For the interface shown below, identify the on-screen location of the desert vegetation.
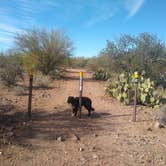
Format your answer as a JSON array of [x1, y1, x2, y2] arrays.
[[0, 28, 73, 87], [0, 31, 165, 108], [70, 33, 166, 107], [0, 29, 166, 165]]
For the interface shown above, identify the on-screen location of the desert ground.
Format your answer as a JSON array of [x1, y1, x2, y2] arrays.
[[0, 68, 166, 166]]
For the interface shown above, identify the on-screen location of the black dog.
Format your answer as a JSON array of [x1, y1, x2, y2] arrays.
[[67, 96, 94, 117]]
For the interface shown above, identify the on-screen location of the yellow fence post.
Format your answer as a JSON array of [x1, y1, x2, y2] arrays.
[[79, 71, 84, 118], [132, 71, 139, 122]]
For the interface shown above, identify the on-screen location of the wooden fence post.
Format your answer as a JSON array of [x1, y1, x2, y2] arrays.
[[28, 69, 33, 118]]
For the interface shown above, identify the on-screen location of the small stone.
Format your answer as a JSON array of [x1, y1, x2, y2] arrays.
[[93, 154, 98, 159], [70, 134, 80, 141], [147, 159, 152, 163], [147, 127, 152, 131], [80, 157, 86, 161], [57, 136, 63, 142], [94, 134, 98, 137], [92, 146, 96, 150], [155, 122, 165, 128], [0, 151, 2, 155], [90, 146, 96, 151], [79, 147, 84, 152]]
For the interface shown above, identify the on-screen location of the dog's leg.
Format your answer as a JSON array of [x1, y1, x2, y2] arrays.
[[74, 111, 77, 117], [84, 105, 91, 117], [73, 107, 78, 117], [88, 110, 91, 117]]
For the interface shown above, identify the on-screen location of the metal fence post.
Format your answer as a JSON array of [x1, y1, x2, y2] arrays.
[[79, 71, 83, 118], [132, 71, 139, 122]]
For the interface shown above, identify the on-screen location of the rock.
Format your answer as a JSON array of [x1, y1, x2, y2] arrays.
[[93, 134, 98, 137], [147, 127, 152, 131], [155, 122, 165, 128], [69, 134, 80, 141], [57, 136, 64, 142], [92, 154, 98, 159], [42, 93, 46, 98], [79, 147, 84, 152], [80, 157, 86, 161], [90, 146, 96, 152], [0, 151, 2, 155]]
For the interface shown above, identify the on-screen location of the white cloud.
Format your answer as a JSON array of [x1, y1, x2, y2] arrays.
[[0, 0, 60, 50], [125, 0, 145, 17], [85, 1, 118, 27], [0, 23, 23, 34], [87, 12, 114, 27], [0, 37, 13, 43], [43, 0, 59, 7], [0, 31, 14, 45]]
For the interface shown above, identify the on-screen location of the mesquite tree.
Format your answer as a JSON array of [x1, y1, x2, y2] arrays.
[[14, 28, 73, 75]]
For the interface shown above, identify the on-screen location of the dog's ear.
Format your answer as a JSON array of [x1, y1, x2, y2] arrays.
[[67, 96, 73, 103]]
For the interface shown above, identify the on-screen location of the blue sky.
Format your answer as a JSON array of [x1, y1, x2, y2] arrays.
[[0, 0, 166, 57]]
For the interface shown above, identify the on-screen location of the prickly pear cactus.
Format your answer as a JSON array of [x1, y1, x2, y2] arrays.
[[92, 68, 110, 81], [106, 72, 134, 105], [106, 72, 163, 107]]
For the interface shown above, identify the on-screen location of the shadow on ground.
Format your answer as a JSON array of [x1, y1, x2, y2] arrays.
[[1, 106, 114, 149], [0, 101, 133, 150]]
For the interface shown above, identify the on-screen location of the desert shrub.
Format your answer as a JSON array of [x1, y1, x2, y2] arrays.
[[69, 57, 89, 68], [92, 68, 110, 81], [0, 54, 23, 87], [34, 72, 52, 88], [49, 68, 66, 80], [15, 28, 73, 75], [106, 72, 163, 107], [88, 33, 166, 87], [14, 86, 25, 96], [0, 62, 23, 87], [156, 73, 166, 88]]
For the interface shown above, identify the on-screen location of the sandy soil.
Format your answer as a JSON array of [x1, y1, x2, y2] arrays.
[[0, 68, 166, 166]]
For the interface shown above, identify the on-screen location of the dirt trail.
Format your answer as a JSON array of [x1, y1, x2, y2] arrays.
[[0, 69, 166, 166]]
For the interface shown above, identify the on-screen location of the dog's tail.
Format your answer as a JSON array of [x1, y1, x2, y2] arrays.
[[91, 107, 95, 111]]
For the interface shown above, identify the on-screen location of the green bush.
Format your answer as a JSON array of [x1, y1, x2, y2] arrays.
[[92, 68, 110, 81], [15, 28, 73, 75], [106, 72, 163, 107], [88, 33, 166, 88]]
